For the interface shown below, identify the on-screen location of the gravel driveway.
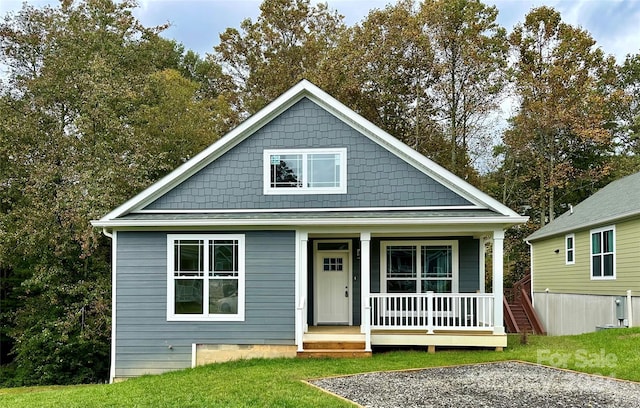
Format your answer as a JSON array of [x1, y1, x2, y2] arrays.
[[308, 361, 640, 407]]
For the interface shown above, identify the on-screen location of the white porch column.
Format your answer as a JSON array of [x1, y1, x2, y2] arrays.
[[295, 231, 309, 352], [300, 231, 308, 332], [492, 229, 505, 335], [360, 232, 372, 351], [479, 236, 488, 294]]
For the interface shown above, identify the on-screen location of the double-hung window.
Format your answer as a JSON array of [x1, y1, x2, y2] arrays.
[[167, 234, 245, 321], [591, 226, 615, 279], [565, 234, 575, 265], [263, 148, 347, 194], [381, 241, 458, 294]]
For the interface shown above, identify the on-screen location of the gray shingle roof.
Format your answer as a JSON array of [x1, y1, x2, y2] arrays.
[[526, 171, 640, 241], [121, 209, 501, 221]]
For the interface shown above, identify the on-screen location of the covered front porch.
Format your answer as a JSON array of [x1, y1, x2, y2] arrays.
[[294, 229, 507, 354]]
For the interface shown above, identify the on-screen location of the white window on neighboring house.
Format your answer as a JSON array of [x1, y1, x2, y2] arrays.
[[565, 234, 575, 265], [263, 148, 347, 194], [590, 226, 615, 280], [167, 234, 245, 321], [381, 241, 459, 294]]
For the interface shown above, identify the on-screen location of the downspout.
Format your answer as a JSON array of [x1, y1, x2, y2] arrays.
[[102, 228, 116, 384], [102, 228, 113, 240], [526, 240, 534, 307]]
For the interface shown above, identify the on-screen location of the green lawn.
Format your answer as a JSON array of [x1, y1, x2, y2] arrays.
[[2, 328, 640, 407]]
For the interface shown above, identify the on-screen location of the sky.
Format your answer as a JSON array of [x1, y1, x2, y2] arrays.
[[1, 0, 639, 63]]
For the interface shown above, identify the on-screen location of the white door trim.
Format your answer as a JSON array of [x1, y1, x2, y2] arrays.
[[313, 240, 352, 325]]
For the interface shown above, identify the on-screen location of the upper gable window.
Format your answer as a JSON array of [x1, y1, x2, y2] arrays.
[[263, 148, 347, 194]]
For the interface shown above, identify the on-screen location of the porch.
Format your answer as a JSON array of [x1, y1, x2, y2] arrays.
[[295, 229, 507, 354], [297, 291, 505, 356]]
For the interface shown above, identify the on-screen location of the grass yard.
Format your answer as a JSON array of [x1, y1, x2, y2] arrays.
[[1, 328, 639, 407]]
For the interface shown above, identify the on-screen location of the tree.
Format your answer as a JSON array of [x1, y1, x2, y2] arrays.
[[214, 0, 346, 114], [318, 0, 508, 182], [319, 0, 443, 161], [0, 0, 229, 385], [502, 6, 617, 227], [421, 0, 508, 180], [611, 53, 640, 176]]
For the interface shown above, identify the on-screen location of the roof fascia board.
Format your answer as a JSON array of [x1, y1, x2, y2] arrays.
[[91, 224, 510, 236]]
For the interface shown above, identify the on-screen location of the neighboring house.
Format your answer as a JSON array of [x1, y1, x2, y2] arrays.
[[92, 80, 526, 382], [526, 172, 640, 335]]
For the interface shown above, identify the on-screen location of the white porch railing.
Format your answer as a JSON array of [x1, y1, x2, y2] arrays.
[[369, 292, 494, 333]]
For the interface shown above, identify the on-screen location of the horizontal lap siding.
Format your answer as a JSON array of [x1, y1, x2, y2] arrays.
[[115, 230, 295, 378], [532, 218, 640, 296], [615, 219, 640, 292]]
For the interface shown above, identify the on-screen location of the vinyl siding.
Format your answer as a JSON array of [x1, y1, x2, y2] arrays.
[[144, 97, 470, 210], [532, 292, 639, 335], [115, 230, 295, 378], [532, 217, 640, 295]]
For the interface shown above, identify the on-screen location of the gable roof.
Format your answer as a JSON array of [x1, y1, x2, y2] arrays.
[[93, 80, 524, 227], [527, 171, 640, 242]]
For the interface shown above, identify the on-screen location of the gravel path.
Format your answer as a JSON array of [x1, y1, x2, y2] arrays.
[[309, 361, 640, 407]]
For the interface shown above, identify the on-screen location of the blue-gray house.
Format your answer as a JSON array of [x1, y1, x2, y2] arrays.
[[93, 80, 526, 382]]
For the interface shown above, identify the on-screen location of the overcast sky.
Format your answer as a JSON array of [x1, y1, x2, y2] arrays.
[[1, 0, 639, 63]]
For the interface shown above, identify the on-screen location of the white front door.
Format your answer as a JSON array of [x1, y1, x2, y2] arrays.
[[315, 251, 350, 325]]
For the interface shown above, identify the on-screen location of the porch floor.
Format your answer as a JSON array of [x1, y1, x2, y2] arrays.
[[301, 326, 506, 353], [371, 329, 506, 351]]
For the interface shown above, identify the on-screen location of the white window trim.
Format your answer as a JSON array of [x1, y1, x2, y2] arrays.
[[263, 148, 347, 195], [565, 233, 575, 265], [590, 225, 615, 280], [167, 233, 246, 321], [380, 240, 459, 293]]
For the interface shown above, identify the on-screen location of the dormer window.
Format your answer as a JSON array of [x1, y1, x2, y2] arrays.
[[263, 148, 347, 194]]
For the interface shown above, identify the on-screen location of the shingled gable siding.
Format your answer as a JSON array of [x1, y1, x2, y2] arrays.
[[115, 230, 295, 378], [144, 97, 471, 210]]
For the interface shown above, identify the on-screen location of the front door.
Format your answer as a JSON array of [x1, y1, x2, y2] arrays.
[[315, 250, 350, 325]]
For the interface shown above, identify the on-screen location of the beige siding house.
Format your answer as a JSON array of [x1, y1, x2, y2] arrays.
[[526, 172, 640, 335]]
